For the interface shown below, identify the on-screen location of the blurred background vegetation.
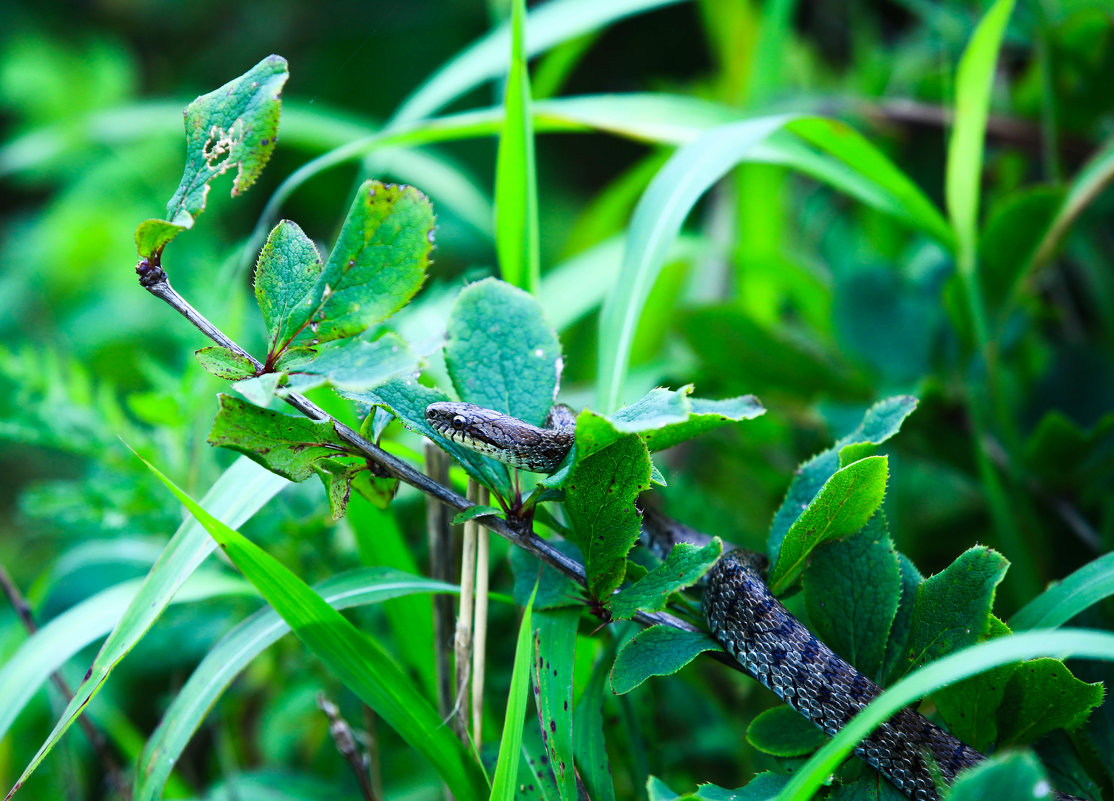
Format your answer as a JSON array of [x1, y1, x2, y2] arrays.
[[1, 0, 1113, 799]]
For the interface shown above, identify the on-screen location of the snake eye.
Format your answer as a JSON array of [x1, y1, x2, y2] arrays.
[[451, 415, 466, 430]]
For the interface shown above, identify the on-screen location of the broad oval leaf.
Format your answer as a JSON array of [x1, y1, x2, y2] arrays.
[[609, 625, 720, 695], [444, 277, 563, 428]]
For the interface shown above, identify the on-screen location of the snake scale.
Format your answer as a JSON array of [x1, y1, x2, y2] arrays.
[[425, 401, 1085, 801]]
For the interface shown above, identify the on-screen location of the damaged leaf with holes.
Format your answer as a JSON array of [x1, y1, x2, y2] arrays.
[[135, 55, 288, 257]]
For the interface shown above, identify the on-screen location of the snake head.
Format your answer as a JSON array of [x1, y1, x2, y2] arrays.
[[425, 401, 472, 436], [424, 401, 573, 473], [424, 402, 512, 453]]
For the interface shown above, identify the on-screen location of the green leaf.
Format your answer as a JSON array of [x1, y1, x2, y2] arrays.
[[978, 188, 1062, 316], [746, 706, 828, 758], [348, 378, 511, 496], [775, 629, 1114, 801], [509, 540, 582, 611], [140, 457, 488, 801], [641, 395, 765, 452], [6, 458, 289, 795], [573, 654, 617, 801], [232, 372, 282, 406], [490, 585, 538, 801], [609, 385, 693, 431], [494, 0, 540, 293], [313, 460, 397, 520], [932, 615, 1015, 751], [444, 277, 563, 427], [1021, 410, 1114, 493], [1023, 135, 1114, 287], [647, 776, 683, 801], [310, 181, 434, 345], [532, 609, 579, 801], [452, 505, 505, 525], [281, 333, 415, 394], [946, 751, 1050, 801], [768, 396, 917, 560], [134, 568, 464, 801], [607, 538, 722, 621], [802, 515, 900, 681], [996, 657, 1105, 746], [880, 553, 923, 685], [164, 55, 287, 233], [208, 394, 355, 482], [609, 626, 721, 695], [945, 0, 1015, 266], [195, 346, 257, 381], [902, 547, 1008, 677], [520, 725, 563, 801], [784, 117, 953, 248], [1012, 550, 1114, 631], [827, 777, 905, 801], [134, 219, 186, 258], [253, 219, 323, 356], [767, 456, 889, 593], [563, 423, 650, 599], [701, 773, 791, 800]]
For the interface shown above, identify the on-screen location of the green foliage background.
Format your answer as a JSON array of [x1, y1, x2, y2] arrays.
[[1, 0, 1113, 800]]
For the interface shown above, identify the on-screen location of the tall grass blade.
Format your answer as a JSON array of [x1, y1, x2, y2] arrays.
[[494, 0, 541, 292], [5, 457, 288, 800]]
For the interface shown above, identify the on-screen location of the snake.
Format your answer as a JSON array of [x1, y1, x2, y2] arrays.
[[425, 401, 1086, 801]]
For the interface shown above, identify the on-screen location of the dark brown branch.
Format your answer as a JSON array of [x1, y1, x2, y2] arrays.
[[138, 268, 738, 668]]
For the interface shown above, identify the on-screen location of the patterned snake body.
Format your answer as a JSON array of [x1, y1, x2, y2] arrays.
[[425, 402, 1083, 801]]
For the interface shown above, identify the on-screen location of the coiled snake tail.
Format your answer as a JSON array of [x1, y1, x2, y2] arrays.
[[705, 550, 987, 801]]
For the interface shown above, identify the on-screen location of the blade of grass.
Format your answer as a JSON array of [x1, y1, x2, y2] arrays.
[[774, 628, 1114, 801], [945, 0, 1015, 347], [494, 0, 541, 292], [594, 110, 956, 410], [391, 0, 686, 125], [1010, 551, 1114, 631], [251, 93, 739, 264], [253, 96, 944, 281], [596, 114, 794, 411], [134, 568, 491, 801], [4, 457, 289, 800], [1012, 135, 1114, 307], [942, 0, 1038, 606], [489, 582, 538, 801], [136, 457, 490, 801], [0, 572, 253, 742]]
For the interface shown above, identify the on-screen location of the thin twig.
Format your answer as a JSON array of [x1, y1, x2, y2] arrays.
[[137, 265, 734, 664], [453, 481, 478, 743], [0, 561, 130, 799], [471, 485, 491, 745], [426, 444, 455, 720], [317, 693, 377, 801]]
